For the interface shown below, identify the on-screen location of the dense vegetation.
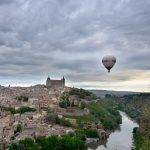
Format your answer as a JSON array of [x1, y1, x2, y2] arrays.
[[46, 111, 72, 127], [3, 106, 36, 114], [58, 88, 121, 130], [59, 88, 97, 108], [9, 128, 101, 150], [9, 134, 86, 150], [59, 95, 70, 108], [117, 93, 150, 122], [88, 101, 121, 130], [68, 88, 97, 99], [65, 101, 121, 130], [15, 124, 23, 133], [133, 127, 150, 150], [132, 103, 150, 150], [76, 129, 99, 139]]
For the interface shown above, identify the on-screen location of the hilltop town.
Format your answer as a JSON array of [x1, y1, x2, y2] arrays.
[[2, 76, 147, 150], [0, 77, 66, 146], [1, 77, 117, 149]]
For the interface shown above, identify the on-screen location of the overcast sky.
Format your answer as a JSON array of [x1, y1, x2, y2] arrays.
[[0, 0, 150, 92]]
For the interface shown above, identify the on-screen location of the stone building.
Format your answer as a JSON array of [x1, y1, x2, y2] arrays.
[[46, 77, 65, 89]]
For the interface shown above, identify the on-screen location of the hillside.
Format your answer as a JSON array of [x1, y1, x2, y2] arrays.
[[90, 89, 140, 97]]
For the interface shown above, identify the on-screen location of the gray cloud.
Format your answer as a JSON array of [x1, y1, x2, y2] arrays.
[[0, 0, 14, 5], [0, 0, 149, 91]]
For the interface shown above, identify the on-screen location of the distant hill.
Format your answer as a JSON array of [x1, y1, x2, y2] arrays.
[[89, 90, 140, 97]]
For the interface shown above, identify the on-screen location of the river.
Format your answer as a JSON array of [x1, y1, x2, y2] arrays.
[[89, 111, 139, 150]]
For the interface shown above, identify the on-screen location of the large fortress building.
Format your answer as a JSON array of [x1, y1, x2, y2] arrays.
[[46, 77, 65, 89]]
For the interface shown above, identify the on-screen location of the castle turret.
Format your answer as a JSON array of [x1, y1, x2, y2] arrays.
[[62, 76, 65, 87], [46, 76, 51, 88]]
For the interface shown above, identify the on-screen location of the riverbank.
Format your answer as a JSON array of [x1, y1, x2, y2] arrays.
[[88, 111, 138, 150], [133, 127, 150, 150], [116, 93, 150, 150]]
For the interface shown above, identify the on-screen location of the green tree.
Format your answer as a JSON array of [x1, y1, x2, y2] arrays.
[[141, 105, 150, 137], [4, 107, 16, 114], [9, 134, 86, 150], [18, 106, 36, 114], [59, 95, 70, 108], [47, 113, 59, 124], [16, 124, 23, 133], [85, 129, 99, 138], [80, 102, 86, 109], [59, 118, 72, 127], [19, 138, 39, 150]]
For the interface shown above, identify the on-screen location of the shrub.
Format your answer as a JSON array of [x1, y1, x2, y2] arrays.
[[15, 124, 23, 133]]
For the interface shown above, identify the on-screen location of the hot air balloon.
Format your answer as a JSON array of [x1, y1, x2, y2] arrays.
[[102, 55, 116, 72]]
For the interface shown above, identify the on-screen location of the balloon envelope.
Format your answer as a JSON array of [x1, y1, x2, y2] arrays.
[[102, 55, 116, 72]]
